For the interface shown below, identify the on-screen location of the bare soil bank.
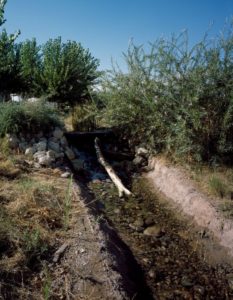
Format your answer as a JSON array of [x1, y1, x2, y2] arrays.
[[146, 157, 233, 259]]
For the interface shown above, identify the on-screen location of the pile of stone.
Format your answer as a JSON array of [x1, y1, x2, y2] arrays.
[[7, 127, 84, 171], [133, 147, 150, 167]]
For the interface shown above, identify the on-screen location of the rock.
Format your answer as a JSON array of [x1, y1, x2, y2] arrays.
[[72, 159, 84, 171], [25, 146, 37, 156], [193, 285, 205, 296], [65, 147, 75, 160], [7, 134, 19, 149], [19, 142, 28, 152], [61, 171, 72, 178], [143, 225, 161, 237], [148, 269, 156, 278], [38, 155, 53, 166], [114, 208, 121, 214], [60, 136, 68, 147], [46, 150, 56, 160], [48, 141, 60, 153], [39, 137, 47, 142], [181, 275, 194, 287], [55, 152, 65, 159], [144, 216, 155, 226], [53, 127, 64, 139], [133, 156, 145, 166], [136, 147, 149, 157], [48, 136, 59, 143], [30, 138, 36, 145], [33, 151, 46, 160], [36, 141, 47, 152]]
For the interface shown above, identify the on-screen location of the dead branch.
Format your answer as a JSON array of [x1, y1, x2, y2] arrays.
[[94, 137, 132, 198]]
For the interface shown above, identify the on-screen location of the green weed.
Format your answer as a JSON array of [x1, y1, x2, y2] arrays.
[[208, 176, 228, 198], [63, 175, 73, 230]]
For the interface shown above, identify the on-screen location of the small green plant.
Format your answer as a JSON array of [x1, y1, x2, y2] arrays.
[[63, 176, 73, 230], [0, 136, 10, 156], [42, 265, 52, 300], [208, 176, 228, 198], [17, 177, 54, 193], [22, 228, 47, 254], [220, 201, 233, 217]]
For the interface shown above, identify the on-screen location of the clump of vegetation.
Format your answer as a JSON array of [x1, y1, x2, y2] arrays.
[[0, 101, 62, 136], [71, 103, 97, 132], [208, 175, 228, 198], [0, 157, 75, 298], [100, 22, 233, 163]]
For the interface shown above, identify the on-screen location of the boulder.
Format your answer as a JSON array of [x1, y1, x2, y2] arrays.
[[136, 147, 149, 157], [53, 127, 64, 139], [39, 137, 47, 142], [48, 141, 60, 153], [33, 151, 46, 160], [36, 141, 47, 152], [25, 146, 37, 156], [48, 136, 59, 143], [38, 155, 53, 166], [65, 147, 75, 160], [46, 150, 56, 160], [60, 136, 68, 147], [133, 156, 145, 166]]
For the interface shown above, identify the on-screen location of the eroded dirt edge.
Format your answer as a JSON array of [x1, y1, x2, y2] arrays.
[[146, 157, 233, 258]]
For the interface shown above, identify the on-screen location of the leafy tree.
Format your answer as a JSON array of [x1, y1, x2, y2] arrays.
[[18, 38, 41, 96], [0, 0, 20, 100], [40, 37, 99, 106]]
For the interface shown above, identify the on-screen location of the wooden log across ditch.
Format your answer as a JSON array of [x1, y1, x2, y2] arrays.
[[65, 130, 115, 146], [94, 137, 132, 198]]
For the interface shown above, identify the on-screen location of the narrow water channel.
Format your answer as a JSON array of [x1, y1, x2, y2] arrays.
[[69, 138, 233, 299], [88, 176, 233, 299]]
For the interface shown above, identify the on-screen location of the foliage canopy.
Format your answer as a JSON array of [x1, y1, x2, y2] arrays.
[[100, 22, 233, 163]]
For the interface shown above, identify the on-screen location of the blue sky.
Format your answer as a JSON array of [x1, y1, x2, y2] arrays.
[[3, 0, 233, 71]]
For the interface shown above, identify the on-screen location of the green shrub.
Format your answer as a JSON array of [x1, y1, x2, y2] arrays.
[[209, 176, 228, 198], [0, 101, 62, 136], [100, 22, 233, 163], [72, 103, 97, 132]]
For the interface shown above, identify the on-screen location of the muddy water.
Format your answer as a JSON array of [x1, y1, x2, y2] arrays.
[[88, 176, 233, 299]]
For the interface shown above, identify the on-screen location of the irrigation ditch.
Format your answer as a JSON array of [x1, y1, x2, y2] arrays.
[[65, 131, 233, 299]]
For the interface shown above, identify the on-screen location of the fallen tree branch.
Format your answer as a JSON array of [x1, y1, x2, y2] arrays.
[[94, 137, 132, 198]]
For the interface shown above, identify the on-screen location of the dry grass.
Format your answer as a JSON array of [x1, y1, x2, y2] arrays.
[[0, 153, 75, 299], [183, 162, 233, 216]]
